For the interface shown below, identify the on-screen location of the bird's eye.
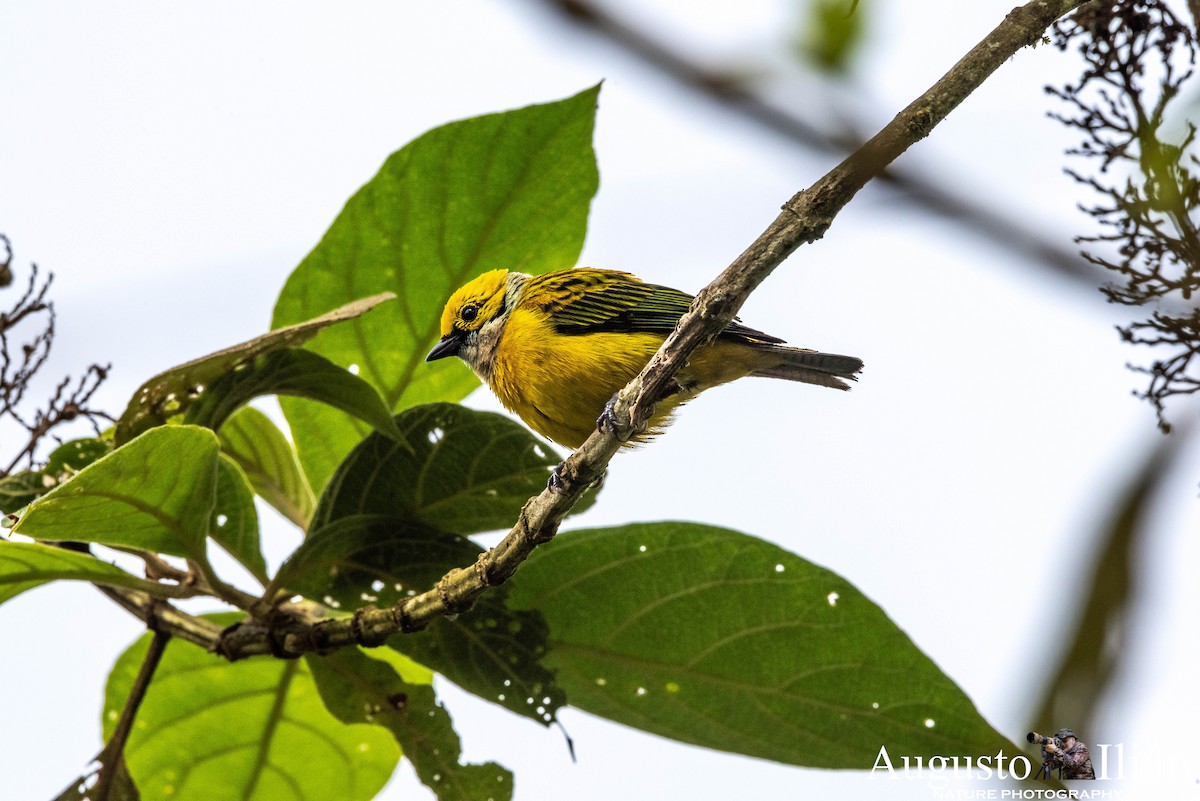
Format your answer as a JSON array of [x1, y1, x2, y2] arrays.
[[461, 304, 478, 323]]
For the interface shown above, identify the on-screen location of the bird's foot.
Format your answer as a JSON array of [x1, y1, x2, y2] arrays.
[[596, 396, 648, 442], [548, 463, 569, 494], [596, 397, 623, 437]]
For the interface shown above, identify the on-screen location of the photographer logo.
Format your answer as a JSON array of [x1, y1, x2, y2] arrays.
[[871, 726, 1126, 797]]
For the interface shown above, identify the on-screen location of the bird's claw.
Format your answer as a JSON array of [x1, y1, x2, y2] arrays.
[[597, 397, 646, 442], [548, 462, 605, 495], [596, 397, 622, 436], [548, 464, 568, 494]]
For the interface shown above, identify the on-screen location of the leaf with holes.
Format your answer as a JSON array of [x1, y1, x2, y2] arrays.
[[509, 522, 1015, 768], [307, 648, 513, 801], [105, 623, 399, 801], [183, 348, 405, 445], [274, 515, 564, 727], [114, 293, 394, 445], [310, 403, 593, 536], [45, 437, 112, 476], [273, 86, 600, 491]]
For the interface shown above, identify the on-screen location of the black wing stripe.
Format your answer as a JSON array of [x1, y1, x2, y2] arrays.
[[531, 270, 784, 343]]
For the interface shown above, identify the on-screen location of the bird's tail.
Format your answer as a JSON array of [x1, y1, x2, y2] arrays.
[[750, 346, 864, 391]]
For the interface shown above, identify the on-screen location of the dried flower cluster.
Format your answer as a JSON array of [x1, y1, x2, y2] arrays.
[[1049, 1, 1200, 431], [1, 234, 112, 476]]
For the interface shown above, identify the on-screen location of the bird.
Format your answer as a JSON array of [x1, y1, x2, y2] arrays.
[[426, 267, 863, 449]]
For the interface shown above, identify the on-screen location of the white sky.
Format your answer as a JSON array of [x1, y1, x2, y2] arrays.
[[1, 2, 1196, 799]]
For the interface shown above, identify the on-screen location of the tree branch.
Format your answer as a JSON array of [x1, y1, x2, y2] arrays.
[[532, 0, 1100, 288], [98, 585, 226, 650], [98, 0, 1099, 661]]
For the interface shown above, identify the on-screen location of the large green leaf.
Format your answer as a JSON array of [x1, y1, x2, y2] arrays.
[[274, 515, 564, 727], [184, 348, 405, 444], [312, 403, 592, 535], [218, 406, 315, 529], [307, 648, 513, 801], [115, 293, 394, 445], [105, 625, 399, 801], [509, 522, 1013, 768], [12, 427, 219, 561], [273, 86, 600, 491], [0, 541, 151, 605]]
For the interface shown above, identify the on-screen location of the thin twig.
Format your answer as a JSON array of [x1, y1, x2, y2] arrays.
[[90, 629, 170, 801], [1, 237, 114, 476]]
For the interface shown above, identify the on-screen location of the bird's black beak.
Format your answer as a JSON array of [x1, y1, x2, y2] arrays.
[[426, 331, 464, 362]]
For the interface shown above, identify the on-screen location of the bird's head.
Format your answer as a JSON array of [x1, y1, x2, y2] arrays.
[[426, 269, 514, 371]]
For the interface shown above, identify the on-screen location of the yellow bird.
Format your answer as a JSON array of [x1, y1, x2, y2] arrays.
[[427, 268, 862, 449]]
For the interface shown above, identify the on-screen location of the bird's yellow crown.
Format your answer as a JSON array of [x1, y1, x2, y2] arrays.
[[438, 269, 511, 337]]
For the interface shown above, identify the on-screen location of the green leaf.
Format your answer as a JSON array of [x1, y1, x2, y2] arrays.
[[45, 436, 113, 475], [1029, 432, 1185, 739], [184, 348, 406, 444], [273, 86, 600, 492], [311, 403, 592, 536], [0, 470, 48, 514], [12, 427, 219, 560], [509, 522, 1013, 768], [218, 406, 315, 529], [307, 648, 513, 801], [114, 293, 394, 445], [0, 540, 150, 605], [105, 624, 399, 801], [210, 456, 268, 583], [274, 515, 564, 727], [798, 0, 867, 73], [0, 438, 114, 515]]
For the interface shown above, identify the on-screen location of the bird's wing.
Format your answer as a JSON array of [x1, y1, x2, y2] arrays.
[[528, 269, 783, 343]]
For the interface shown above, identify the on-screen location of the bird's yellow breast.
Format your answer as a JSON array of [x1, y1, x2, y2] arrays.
[[486, 304, 771, 447], [489, 305, 666, 447]]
